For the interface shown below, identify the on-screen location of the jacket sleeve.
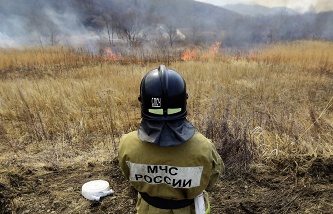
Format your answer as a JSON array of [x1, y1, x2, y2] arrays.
[[118, 134, 130, 180], [206, 143, 224, 191]]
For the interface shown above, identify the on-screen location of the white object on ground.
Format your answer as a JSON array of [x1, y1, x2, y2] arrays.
[[194, 192, 205, 214], [81, 180, 114, 201]]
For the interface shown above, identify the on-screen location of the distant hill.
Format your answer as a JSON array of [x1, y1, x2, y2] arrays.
[[77, 0, 242, 29], [0, 0, 332, 48], [223, 3, 299, 16]]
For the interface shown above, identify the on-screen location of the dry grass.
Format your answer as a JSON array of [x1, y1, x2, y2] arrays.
[[0, 40, 332, 172], [248, 40, 333, 73], [0, 46, 99, 79]]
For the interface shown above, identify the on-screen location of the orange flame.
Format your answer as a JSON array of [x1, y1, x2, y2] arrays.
[[104, 47, 122, 61], [201, 42, 221, 60], [181, 42, 221, 61], [181, 48, 199, 61]]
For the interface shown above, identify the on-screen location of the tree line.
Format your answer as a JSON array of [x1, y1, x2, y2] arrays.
[[1, 0, 332, 49]]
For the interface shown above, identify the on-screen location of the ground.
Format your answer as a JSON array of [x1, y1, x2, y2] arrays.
[[1, 155, 333, 214]]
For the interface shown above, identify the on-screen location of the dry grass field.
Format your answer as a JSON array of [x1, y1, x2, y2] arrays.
[[0, 40, 333, 213]]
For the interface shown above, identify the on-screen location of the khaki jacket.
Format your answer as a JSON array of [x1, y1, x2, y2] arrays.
[[118, 131, 224, 213]]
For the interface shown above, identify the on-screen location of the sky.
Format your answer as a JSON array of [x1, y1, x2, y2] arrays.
[[195, 0, 333, 12]]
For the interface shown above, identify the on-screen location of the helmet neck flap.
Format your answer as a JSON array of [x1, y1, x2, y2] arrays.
[[138, 118, 195, 147]]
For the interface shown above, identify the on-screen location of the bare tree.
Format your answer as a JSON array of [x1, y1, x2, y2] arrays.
[[161, 22, 184, 47], [99, 13, 117, 47], [27, 12, 62, 46], [114, 9, 153, 48]]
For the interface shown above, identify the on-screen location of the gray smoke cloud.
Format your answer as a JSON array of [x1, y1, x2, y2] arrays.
[[0, 0, 332, 49], [0, 0, 102, 49]]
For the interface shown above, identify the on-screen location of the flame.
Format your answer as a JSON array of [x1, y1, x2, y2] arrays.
[[201, 42, 221, 60], [181, 48, 199, 61], [181, 42, 221, 61], [104, 47, 122, 61]]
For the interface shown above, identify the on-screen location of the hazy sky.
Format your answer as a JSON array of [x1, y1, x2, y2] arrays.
[[195, 0, 333, 12]]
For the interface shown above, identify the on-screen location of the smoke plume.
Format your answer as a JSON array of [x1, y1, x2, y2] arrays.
[[0, 0, 101, 49], [0, 0, 332, 50]]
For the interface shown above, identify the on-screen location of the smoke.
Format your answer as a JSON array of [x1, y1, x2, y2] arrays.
[[0, 0, 332, 50], [0, 0, 101, 49]]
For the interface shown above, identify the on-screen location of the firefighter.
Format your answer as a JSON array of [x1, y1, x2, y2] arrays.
[[118, 65, 224, 214]]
